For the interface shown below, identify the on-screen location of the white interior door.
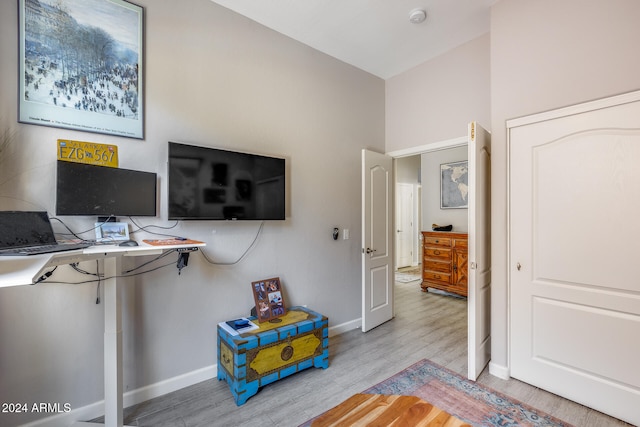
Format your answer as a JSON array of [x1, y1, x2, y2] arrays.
[[362, 149, 394, 332], [509, 91, 640, 425], [467, 121, 491, 380], [395, 183, 414, 268]]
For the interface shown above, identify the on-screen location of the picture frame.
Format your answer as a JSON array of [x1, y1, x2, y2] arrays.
[[440, 160, 469, 209], [18, 0, 145, 139], [94, 222, 130, 242], [251, 277, 286, 323]]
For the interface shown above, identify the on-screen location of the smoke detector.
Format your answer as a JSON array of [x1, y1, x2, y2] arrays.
[[409, 8, 427, 24]]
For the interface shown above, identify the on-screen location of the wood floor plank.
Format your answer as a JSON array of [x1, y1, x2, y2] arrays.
[[94, 279, 630, 427], [310, 394, 470, 427]]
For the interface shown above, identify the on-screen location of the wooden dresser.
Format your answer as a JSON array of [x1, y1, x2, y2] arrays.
[[421, 231, 468, 297]]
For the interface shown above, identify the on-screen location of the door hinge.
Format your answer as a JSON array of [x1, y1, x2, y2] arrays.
[[470, 262, 477, 270]]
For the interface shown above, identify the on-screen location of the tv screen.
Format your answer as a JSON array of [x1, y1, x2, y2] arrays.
[[168, 142, 285, 220], [56, 161, 157, 217]]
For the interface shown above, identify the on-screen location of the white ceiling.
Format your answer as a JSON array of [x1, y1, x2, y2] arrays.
[[209, 0, 494, 79]]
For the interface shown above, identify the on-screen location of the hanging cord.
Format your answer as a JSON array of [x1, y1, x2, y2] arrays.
[[33, 266, 58, 284], [198, 221, 264, 266], [128, 217, 181, 239], [31, 250, 180, 285], [95, 260, 101, 304], [50, 215, 115, 241]]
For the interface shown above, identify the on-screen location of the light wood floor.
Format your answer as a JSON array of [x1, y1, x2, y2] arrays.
[[97, 277, 631, 427]]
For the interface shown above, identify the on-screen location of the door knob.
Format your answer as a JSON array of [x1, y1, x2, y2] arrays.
[[365, 248, 377, 254]]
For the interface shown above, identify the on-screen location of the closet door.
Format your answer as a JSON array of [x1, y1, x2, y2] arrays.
[[509, 91, 640, 426]]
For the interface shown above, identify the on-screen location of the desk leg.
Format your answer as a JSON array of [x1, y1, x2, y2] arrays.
[[104, 257, 124, 427], [73, 257, 132, 427]]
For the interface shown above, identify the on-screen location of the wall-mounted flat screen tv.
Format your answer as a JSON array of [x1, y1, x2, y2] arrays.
[[168, 142, 285, 220], [56, 160, 157, 217]]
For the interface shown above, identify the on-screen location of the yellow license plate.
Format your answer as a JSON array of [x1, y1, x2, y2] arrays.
[[57, 139, 118, 167]]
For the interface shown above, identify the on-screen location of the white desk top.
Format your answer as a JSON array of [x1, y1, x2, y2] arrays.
[[0, 241, 205, 288]]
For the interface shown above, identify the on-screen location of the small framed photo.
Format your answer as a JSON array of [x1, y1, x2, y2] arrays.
[[95, 222, 130, 242], [440, 160, 469, 209], [251, 277, 286, 323]]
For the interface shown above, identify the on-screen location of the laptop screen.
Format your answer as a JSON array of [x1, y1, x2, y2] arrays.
[[0, 211, 58, 250]]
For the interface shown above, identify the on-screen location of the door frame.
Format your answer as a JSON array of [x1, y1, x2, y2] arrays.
[[388, 135, 478, 371]]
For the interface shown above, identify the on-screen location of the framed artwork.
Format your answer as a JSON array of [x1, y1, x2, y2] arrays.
[[94, 222, 130, 242], [18, 0, 144, 139], [251, 277, 286, 323], [440, 160, 469, 209]]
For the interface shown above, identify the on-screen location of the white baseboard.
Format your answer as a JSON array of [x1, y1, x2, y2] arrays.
[[489, 361, 510, 380], [122, 365, 215, 408], [328, 318, 361, 336], [24, 319, 361, 427], [21, 365, 217, 427]]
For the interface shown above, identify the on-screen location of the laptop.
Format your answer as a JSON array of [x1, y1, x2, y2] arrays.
[[0, 211, 91, 256]]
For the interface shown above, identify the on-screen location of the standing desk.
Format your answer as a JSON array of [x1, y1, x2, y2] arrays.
[[0, 241, 205, 427]]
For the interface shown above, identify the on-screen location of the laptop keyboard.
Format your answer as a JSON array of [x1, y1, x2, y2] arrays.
[[0, 242, 91, 256]]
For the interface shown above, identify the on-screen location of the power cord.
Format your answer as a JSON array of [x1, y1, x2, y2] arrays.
[[50, 215, 115, 241], [198, 221, 264, 266], [34, 266, 58, 284], [127, 217, 181, 239], [95, 260, 101, 304]]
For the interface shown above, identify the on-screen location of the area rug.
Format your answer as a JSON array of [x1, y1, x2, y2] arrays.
[[394, 272, 421, 283], [302, 359, 574, 427]]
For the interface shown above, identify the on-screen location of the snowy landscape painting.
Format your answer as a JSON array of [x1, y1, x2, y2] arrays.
[[19, 0, 144, 138]]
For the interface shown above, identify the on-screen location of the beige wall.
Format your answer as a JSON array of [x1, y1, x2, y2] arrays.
[[490, 0, 640, 373], [0, 1, 384, 425], [385, 34, 490, 152]]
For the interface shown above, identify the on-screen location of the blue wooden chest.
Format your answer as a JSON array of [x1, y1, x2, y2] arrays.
[[217, 306, 329, 405]]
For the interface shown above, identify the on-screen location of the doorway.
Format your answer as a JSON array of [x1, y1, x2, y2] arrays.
[[388, 129, 491, 380], [362, 124, 490, 380], [392, 138, 468, 273]]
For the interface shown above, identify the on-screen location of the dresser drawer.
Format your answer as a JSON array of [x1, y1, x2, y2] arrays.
[[423, 271, 450, 285], [424, 247, 451, 260], [424, 236, 451, 247], [424, 260, 450, 273], [453, 239, 468, 249]]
